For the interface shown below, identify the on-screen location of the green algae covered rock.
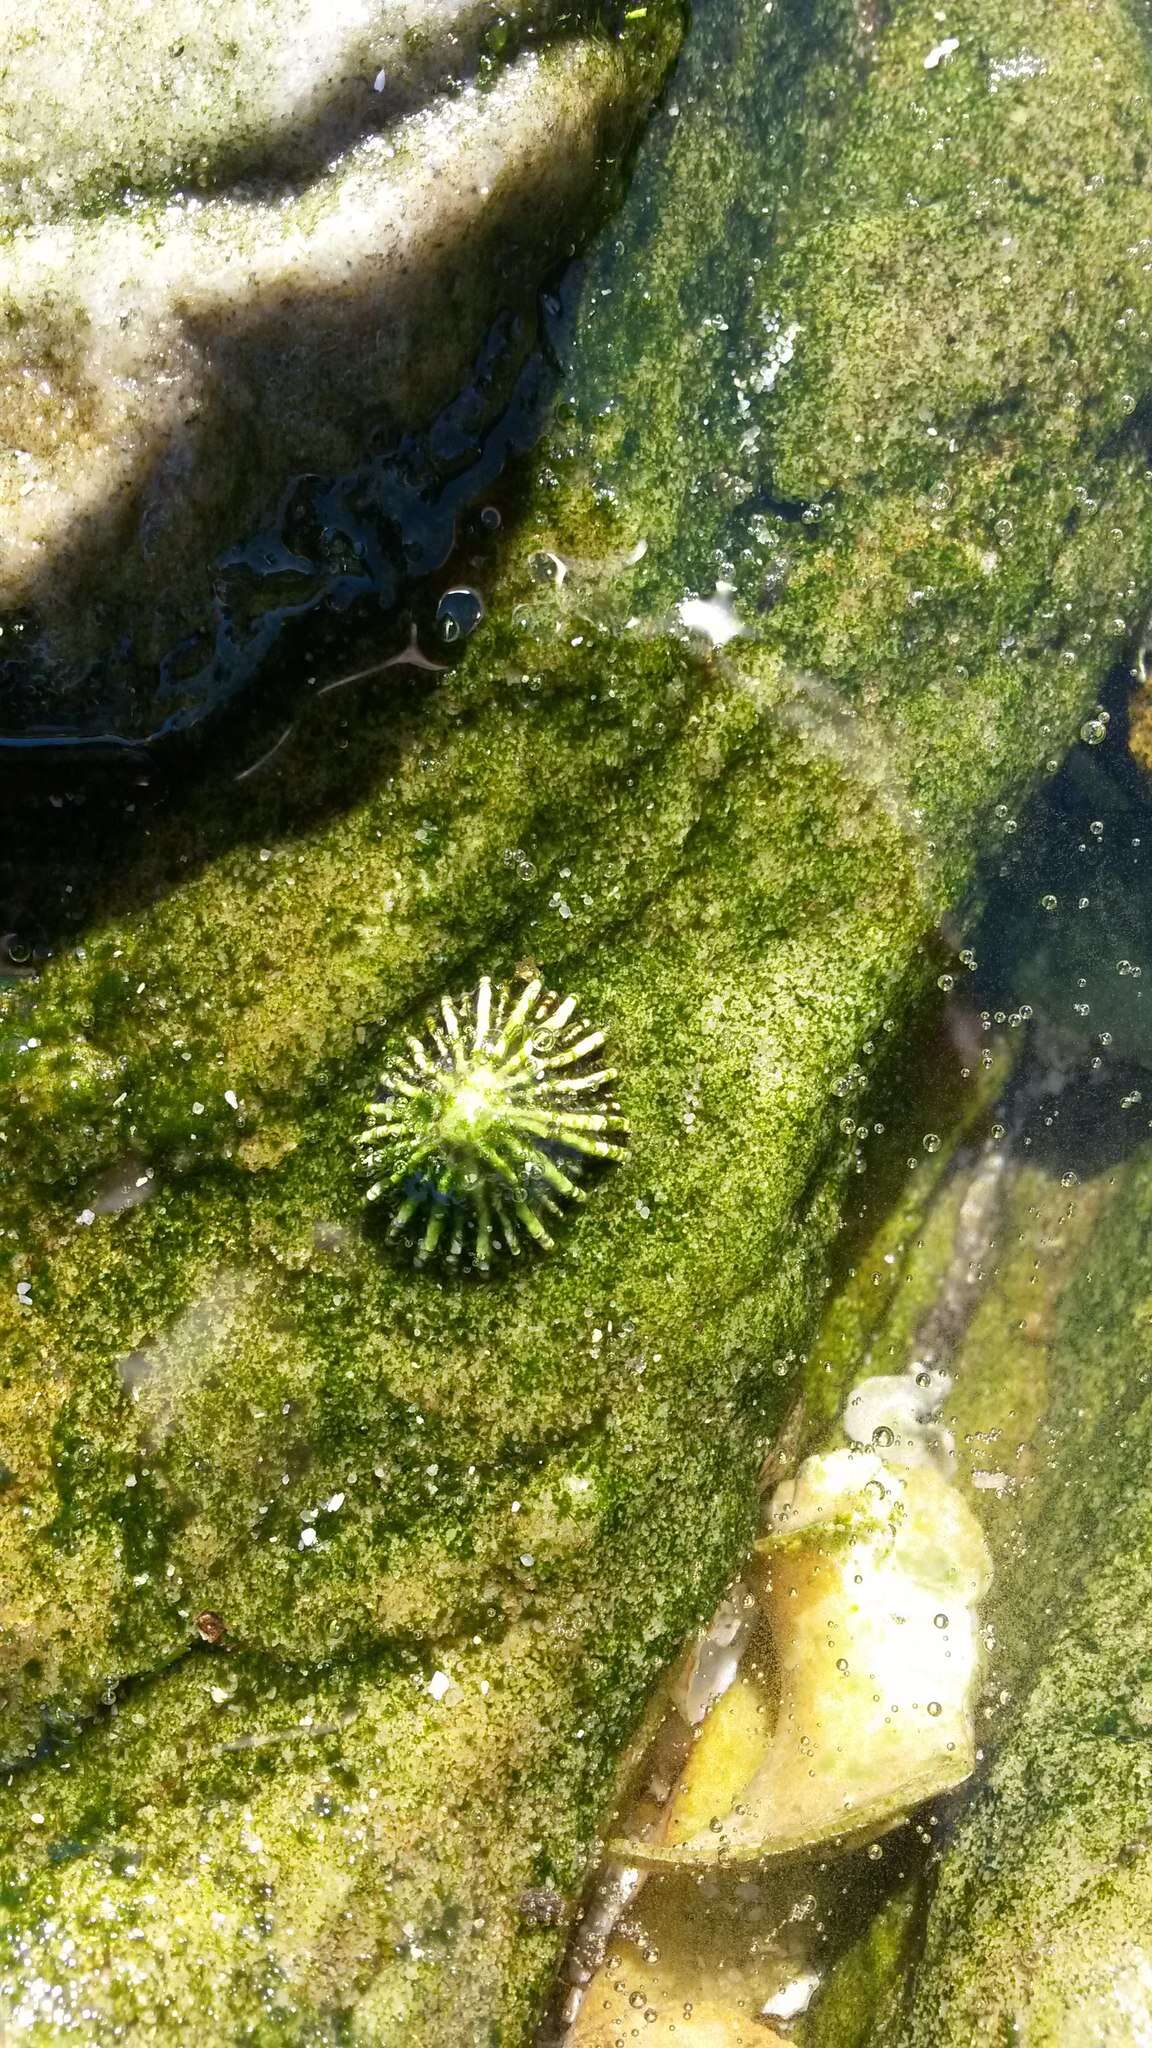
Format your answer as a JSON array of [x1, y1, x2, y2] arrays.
[[4, 0, 1152, 2036], [883, 1148, 1152, 2046], [795, 1007, 1152, 2039]]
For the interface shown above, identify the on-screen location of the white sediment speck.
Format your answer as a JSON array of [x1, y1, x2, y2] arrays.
[[427, 1670, 452, 1702], [989, 50, 1046, 85], [299, 1526, 319, 1549], [972, 1468, 1011, 1494], [76, 1208, 95, 1226], [924, 36, 960, 67], [762, 1973, 822, 2022], [677, 581, 747, 647]]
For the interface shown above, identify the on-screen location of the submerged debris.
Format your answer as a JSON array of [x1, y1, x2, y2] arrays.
[[567, 1935, 792, 2046], [357, 974, 629, 1268], [561, 1118, 1010, 2039], [613, 1450, 991, 1869]]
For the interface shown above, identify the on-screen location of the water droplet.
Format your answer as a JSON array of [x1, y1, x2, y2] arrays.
[[872, 1425, 895, 1449], [1040, 893, 1057, 912], [934, 1612, 949, 1629], [923, 1132, 941, 1154], [1080, 716, 1107, 746], [937, 973, 954, 991], [927, 1701, 942, 1717], [436, 586, 485, 644]]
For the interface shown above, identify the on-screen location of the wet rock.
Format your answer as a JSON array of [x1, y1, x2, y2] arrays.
[[568, 1934, 791, 2045], [613, 1454, 991, 1868], [798, 1008, 1152, 2041], [3, 0, 1152, 2038], [0, 0, 676, 743], [885, 1147, 1152, 2045]]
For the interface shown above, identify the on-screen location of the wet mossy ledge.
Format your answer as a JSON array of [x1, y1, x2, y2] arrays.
[[4, 0, 1152, 2036], [894, 1151, 1152, 2046], [803, 1146, 1152, 2047]]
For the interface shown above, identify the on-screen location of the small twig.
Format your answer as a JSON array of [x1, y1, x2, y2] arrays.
[[234, 626, 451, 782], [212, 1708, 359, 1755]]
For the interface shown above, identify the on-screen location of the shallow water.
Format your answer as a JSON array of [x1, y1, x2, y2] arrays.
[[551, 686, 1152, 2040], [3, 0, 1152, 2040]]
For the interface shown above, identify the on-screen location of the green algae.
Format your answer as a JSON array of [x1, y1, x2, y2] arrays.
[[804, 1885, 924, 2048], [4, 0, 1152, 2035], [788, 1016, 1010, 1458], [886, 1149, 1152, 2045], [786, 1083, 1152, 2041]]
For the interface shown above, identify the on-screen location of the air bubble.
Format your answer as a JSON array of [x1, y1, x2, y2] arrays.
[[436, 587, 485, 644]]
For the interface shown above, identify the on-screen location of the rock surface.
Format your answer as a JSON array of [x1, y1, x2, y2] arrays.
[[2, 0, 1152, 2039], [893, 1145, 1152, 2044], [805, 1126, 1152, 2046], [0, 0, 675, 741], [796, 711, 1152, 2044]]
